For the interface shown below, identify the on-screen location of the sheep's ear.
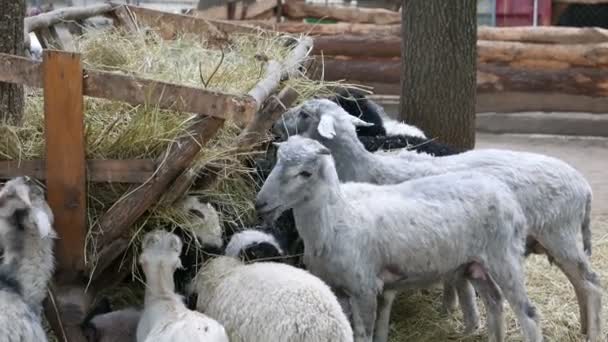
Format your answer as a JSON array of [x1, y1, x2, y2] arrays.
[[169, 234, 183, 254], [0, 180, 32, 207], [317, 115, 336, 139], [33, 208, 53, 239], [349, 116, 375, 127]]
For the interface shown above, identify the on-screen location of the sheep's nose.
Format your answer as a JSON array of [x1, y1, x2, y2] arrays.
[[255, 200, 268, 211]]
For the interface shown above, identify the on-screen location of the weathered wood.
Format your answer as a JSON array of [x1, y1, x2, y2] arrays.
[[43, 50, 87, 278], [310, 35, 608, 69], [477, 91, 608, 114], [478, 40, 608, 69], [317, 57, 608, 97], [0, 53, 257, 123], [0, 159, 156, 183], [313, 34, 400, 58], [24, 3, 114, 48], [283, 0, 400, 24], [123, 5, 260, 40], [0, 53, 41, 86], [241, 20, 401, 36], [84, 69, 256, 124], [477, 63, 608, 97], [193, 0, 277, 20], [247, 60, 282, 110], [91, 116, 224, 280], [478, 26, 608, 45]]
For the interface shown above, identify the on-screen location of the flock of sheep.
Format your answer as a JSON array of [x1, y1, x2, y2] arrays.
[[0, 89, 602, 342]]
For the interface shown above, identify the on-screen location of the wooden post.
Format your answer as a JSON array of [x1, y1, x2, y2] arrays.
[[43, 49, 89, 342]]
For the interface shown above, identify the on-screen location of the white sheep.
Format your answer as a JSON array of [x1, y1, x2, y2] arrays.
[[136, 229, 228, 342], [188, 255, 354, 342], [0, 177, 56, 342], [256, 136, 542, 342], [177, 196, 223, 250], [274, 99, 602, 341]]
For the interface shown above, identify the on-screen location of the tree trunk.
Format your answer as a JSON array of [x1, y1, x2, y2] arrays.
[[399, 0, 477, 150], [0, 0, 25, 124]]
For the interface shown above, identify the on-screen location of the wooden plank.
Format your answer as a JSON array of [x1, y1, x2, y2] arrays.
[[316, 57, 608, 97], [25, 3, 115, 33], [283, 0, 400, 24], [123, 5, 261, 39], [0, 159, 156, 183], [43, 50, 87, 276], [84, 69, 256, 124], [193, 0, 277, 20], [91, 116, 225, 280], [0, 53, 257, 124]]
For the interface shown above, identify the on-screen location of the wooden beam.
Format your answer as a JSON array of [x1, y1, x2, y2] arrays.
[[313, 34, 400, 58], [316, 57, 608, 98], [91, 116, 225, 281], [43, 50, 87, 277], [0, 53, 257, 124], [193, 0, 277, 20], [283, 0, 400, 24], [0, 159, 156, 183], [43, 49, 90, 342], [477, 26, 608, 45], [241, 20, 401, 36], [122, 4, 261, 40], [25, 3, 114, 33]]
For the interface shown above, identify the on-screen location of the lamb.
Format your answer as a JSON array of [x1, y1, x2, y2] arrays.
[[273, 99, 602, 341], [82, 298, 141, 342], [256, 136, 542, 342], [136, 229, 228, 342], [173, 197, 224, 296], [0, 177, 56, 342], [330, 87, 426, 139], [188, 255, 354, 342], [224, 228, 286, 262]]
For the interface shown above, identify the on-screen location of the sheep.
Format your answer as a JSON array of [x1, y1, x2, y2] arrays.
[[82, 298, 141, 342], [272, 99, 602, 341], [188, 255, 354, 342], [224, 228, 285, 262], [173, 196, 225, 297], [0, 177, 56, 342], [255, 136, 542, 342], [330, 87, 427, 139], [136, 229, 228, 342]]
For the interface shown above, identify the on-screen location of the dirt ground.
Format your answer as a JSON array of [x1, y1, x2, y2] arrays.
[[390, 132, 608, 341]]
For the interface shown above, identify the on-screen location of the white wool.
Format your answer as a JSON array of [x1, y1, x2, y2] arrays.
[[383, 118, 427, 139], [190, 256, 353, 342], [224, 229, 283, 257]]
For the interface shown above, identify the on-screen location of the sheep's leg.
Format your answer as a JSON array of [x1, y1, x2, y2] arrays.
[[491, 257, 542, 342], [542, 242, 602, 342], [454, 278, 480, 334], [467, 264, 505, 342], [349, 291, 377, 342], [441, 282, 458, 314], [373, 290, 397, 342]]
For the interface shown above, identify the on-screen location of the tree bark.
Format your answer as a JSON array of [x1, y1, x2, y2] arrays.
[[0, 0, 25, 124], [399, 0, 477, 150]]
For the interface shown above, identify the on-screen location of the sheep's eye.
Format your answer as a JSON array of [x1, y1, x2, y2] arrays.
[[298, 171, 312, 178]]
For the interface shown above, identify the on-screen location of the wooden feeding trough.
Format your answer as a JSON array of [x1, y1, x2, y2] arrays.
[[0, 3, 311, 341]]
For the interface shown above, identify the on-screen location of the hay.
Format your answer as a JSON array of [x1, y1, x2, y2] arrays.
[[0, 26, 347, 282]]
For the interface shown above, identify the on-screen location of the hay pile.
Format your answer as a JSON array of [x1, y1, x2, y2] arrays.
[[0, 26, 342, 277]]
